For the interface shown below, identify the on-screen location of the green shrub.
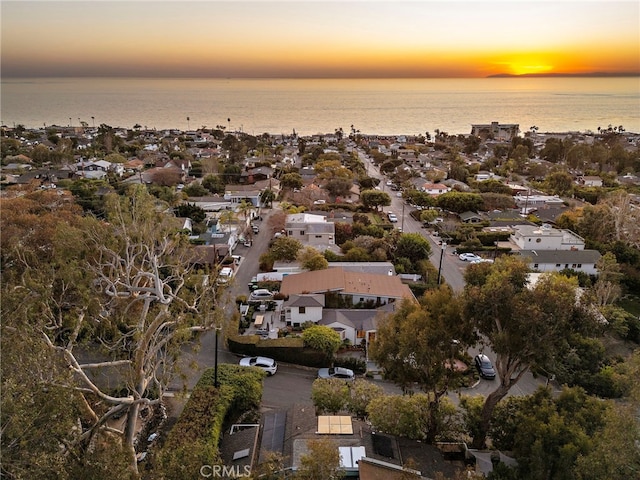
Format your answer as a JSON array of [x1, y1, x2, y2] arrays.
[[334, 357, 367, 375]]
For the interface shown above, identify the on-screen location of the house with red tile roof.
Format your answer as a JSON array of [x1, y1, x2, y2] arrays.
[[280, 267, 416, 306], [421, 183, 451, 196]]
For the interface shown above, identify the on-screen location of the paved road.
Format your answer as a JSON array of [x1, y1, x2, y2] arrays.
[[170, 208, 276, 391], [358, 149, 466, 291]]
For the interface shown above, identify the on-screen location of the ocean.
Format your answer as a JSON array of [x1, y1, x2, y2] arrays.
[[1, 77, 639, 136]]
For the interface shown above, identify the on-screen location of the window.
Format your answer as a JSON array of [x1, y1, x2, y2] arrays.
[[315, 235, 322, 239], [577, 264, 582, 268], [556, 264, 561, 267], [533, 263, 539, 269], [536, 238, 542, 243], [300, 230, 305, 235], [571, 264, 577, 268], [299, 306, 306, 314]]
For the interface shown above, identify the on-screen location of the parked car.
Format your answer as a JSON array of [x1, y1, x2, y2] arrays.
[[387, 212, 398, 223], [247, 276, 259, 290], [459, 253, 481, 262], [216, 267, 233, 285], [249, 289, 274, 302], [239, 356, 277, 375], [251, 224, 260, 234], [474, 354, 496, 379], [470, 258, 494, 264], [317, 367, 355, 381]]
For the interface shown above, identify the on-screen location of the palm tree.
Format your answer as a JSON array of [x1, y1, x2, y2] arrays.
[[237, 200, 254, 225], [217, 210, 236, 233]]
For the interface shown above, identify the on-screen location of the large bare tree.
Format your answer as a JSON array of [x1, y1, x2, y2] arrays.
[[2, 186, 221, 476]]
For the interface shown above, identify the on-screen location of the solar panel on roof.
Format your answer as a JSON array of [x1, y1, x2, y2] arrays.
[[372, 433, 394, 458], [317, 416, 353, 435]]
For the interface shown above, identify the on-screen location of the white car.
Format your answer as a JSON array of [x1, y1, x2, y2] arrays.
[[387, 213, 398, 223], [239, 356, 277, 375], [470, 258, 494, 264], [216, 267, 233, 284], [459, 253, 482, 262], [317, 367, 355, 381], [249, 289, 274, 302]]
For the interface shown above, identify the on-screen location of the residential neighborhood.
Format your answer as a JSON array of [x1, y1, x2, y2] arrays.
[[2, 121, 639, 480]]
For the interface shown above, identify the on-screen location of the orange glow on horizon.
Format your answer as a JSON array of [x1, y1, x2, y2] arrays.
[[1, 1, 638, 79]]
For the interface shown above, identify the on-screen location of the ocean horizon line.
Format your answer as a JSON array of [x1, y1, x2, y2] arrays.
[[3, 72, 640, 81]]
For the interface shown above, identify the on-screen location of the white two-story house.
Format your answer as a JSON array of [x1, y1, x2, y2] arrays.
[[508, 224, 601, 275], [285, 213, 335, 248], [510, 224, 585, 251]]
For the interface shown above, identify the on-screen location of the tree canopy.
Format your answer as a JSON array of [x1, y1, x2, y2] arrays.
[[463, 256, 597, 448], [370, 288, 472, 442]]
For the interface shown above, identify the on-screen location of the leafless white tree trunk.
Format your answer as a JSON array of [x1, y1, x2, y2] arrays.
[[40, 187, 221, 476]]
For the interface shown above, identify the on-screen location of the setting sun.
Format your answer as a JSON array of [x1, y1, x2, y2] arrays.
[[508, 61, 555, 76]]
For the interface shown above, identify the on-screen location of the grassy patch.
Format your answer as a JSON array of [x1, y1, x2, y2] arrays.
[[618, 295, 640, 317]]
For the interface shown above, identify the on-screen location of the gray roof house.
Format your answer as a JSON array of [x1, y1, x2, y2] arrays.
[[282, 294, 325, 325], [319, 309, 383, 347], [459, 211, 483, 223], [518, 249, 601, 275]]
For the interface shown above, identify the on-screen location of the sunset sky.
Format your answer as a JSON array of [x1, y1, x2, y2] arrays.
[[2, 0, 639, 78]]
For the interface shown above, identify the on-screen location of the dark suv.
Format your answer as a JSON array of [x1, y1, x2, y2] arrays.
[[474, 354, 496, 379]]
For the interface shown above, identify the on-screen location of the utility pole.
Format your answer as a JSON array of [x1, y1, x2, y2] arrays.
[[437, 242, 447, 285]]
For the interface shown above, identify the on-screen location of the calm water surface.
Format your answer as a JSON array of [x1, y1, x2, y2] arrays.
[[1, 77, 638, 135]]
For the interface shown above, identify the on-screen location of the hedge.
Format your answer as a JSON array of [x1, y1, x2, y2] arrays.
[[228, 334, 329, 368], [154, 364, 264, 477]]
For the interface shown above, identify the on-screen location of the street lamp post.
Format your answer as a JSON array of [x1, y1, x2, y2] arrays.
[[214, 326, 221, 388], [437, 242, 447, 285]]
